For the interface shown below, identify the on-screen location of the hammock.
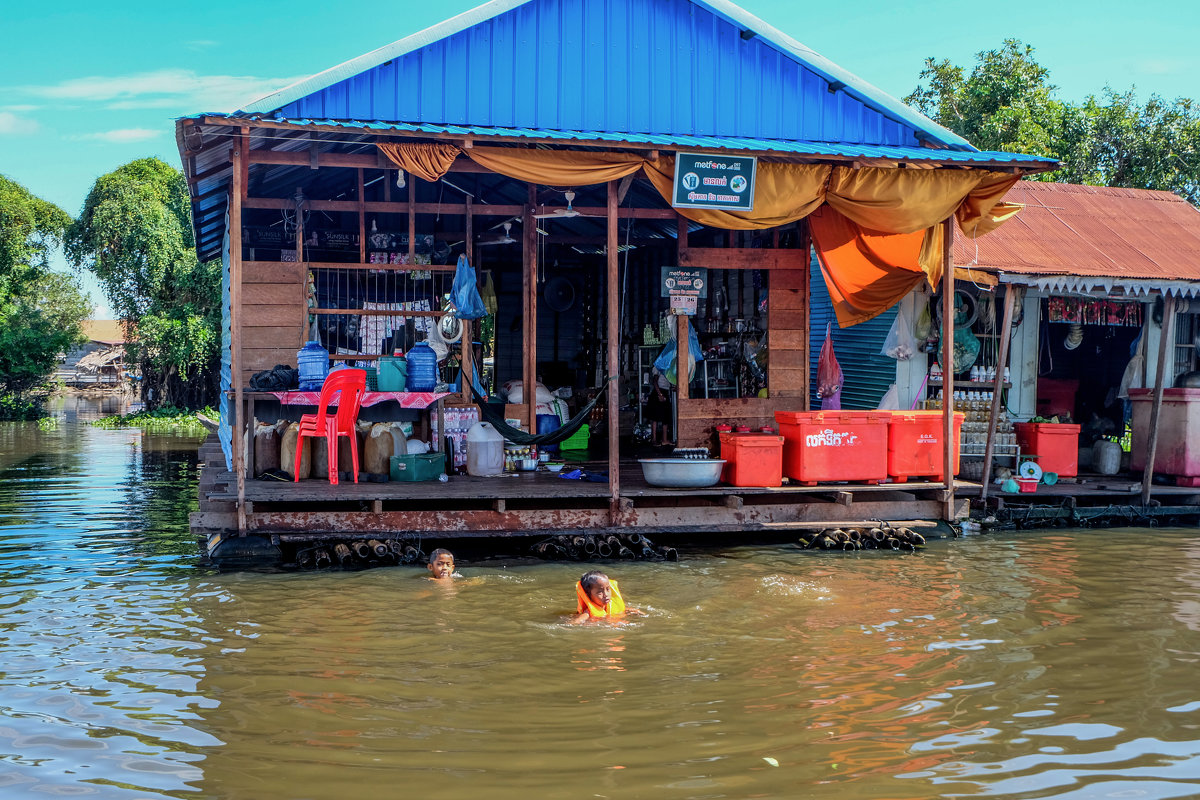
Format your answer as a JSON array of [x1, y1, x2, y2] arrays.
[[465, 363, 614, 446]]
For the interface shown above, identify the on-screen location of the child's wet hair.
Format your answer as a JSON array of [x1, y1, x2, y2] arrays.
[[580, 570, 608, 591], [428, 548, 454, 565]]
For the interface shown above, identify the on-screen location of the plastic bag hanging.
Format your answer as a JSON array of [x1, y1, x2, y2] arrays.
[[817, 322, 843, 410], [451, 254, 488, 319]]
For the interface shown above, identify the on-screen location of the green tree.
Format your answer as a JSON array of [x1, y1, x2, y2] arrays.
[[906, 40, 1200, 204], [0, 175, 90, 418], [67, 158, 220, 409]]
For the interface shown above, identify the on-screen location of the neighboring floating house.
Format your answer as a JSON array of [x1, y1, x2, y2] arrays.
[[176, 0, 1058, 565], [57, 320, 128, 389]]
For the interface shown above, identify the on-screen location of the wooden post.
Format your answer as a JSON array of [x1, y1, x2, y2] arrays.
[[357, 168, 366, 265], [941, 218, 956, 521], [407, 178, 416, 262], [461, 196, 474, 403], [1142, 294, 1177, 505], [980, 284, 1021, 500], [524, 185, 538, 434], [675, 216, 689, 436], [231, 130, 247, 534], [607, 180, 620, 514]]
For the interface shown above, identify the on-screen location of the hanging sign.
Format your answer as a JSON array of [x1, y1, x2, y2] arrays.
[[662, 267, 706, 317], [671, 153, 757, 211]]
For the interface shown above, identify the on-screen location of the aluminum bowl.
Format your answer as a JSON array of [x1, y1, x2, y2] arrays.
[[638, 458, 726, 488]]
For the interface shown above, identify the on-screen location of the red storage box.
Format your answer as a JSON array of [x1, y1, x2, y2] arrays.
[[1129, 388, 1200, 481], [887, 411, 964, 482], [1014, 422, 1081, 478], [774, 411, 889, 484], [718, 432, 784, 487]]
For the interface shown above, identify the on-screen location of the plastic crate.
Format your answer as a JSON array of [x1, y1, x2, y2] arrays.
[[775, 410, 889, 484], [389, 453, 443, 482], [558, 423, 590, 451], [718, 432, 784, 487]]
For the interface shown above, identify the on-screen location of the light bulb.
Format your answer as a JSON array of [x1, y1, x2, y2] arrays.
[[396, 170, 406, 189]]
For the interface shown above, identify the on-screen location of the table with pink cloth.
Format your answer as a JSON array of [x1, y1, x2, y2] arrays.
[[268, 391, 449, 409]]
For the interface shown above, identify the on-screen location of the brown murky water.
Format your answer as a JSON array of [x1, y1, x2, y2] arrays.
[[3, 398, 1200, 799]]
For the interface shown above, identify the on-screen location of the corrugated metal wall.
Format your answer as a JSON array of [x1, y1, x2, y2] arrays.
[[281, 0, 917, 146], [808, 250, 897, 410]]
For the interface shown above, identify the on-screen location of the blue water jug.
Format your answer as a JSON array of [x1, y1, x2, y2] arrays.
[[405, 341, 438, 392], [537, 413, 561, 452], [297, 341, 329, 390]]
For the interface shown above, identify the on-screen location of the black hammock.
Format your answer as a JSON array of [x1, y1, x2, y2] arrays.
[[465, 363, 614, 446]]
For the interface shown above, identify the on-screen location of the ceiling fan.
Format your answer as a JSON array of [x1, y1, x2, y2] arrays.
[[533, 190, 604, 220], [476, 221, 517, 247]]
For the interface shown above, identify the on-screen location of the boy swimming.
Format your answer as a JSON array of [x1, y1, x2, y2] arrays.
[[570, 570, 646, 623], [427, 548, 457, 580]]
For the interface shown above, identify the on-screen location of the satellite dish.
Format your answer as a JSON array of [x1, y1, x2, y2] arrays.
[[543, 276, 576, 313]]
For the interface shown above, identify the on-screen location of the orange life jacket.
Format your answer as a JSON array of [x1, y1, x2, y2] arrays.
[[576, 579, 626, 618]]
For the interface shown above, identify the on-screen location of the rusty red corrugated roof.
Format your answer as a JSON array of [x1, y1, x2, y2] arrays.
[[954, 181, 1200, 281]]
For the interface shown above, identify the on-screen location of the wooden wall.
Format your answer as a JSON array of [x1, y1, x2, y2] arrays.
[[675, 244, 811, 448], [239, 260, 306, 384]]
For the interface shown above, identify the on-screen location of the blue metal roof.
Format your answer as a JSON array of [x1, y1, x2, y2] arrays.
[[238, 0, 974, 151], [243, 117, 1057, 165]]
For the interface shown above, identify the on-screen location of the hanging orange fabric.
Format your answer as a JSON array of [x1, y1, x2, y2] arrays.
[[466, 147, 645, 186], [809, 205, 926, 327], [377, 142, 462, 182], [576, 579, 627, 619], [642, 157, 830, 230]]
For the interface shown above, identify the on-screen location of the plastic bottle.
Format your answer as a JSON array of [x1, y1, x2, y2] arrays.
[[405, 341, 438, 392], [297, 341, 329, 390]]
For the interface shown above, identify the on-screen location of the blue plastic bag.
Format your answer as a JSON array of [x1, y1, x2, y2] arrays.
[[451, 254, 488, 319], [652, 318, 703, 384]]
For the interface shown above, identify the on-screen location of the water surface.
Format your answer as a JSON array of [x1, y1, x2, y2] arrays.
[[2, 400, 1200, 798]]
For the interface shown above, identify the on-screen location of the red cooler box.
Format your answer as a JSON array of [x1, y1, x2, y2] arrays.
[[718, 432, 784, 487], [774, 411, 889, 484], [1014, 422, 1081, 478], [887, 411, 964, 482]]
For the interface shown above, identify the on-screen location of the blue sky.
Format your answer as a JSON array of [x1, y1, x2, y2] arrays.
[[2, 0, 1196, 317]]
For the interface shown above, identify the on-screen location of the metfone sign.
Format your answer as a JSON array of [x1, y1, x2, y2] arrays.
[[672, 152, 756, 211]]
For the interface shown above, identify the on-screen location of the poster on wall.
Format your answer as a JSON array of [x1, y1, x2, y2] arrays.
[[661, 267, 707, 317], [671, 153, 756, 211]]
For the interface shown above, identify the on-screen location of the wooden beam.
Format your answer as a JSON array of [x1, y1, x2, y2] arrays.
[[231, 130, 247, 535], [676, 215, 689, 429], [524, 184, 538, 434], [980, 285, 1020, 499], [461, 196, 474, 404], [356, 168, 366, 264], [607, 180, 621, 517], [679, 247, 810, 270], [1142, 294, 1177, 505], [941, 218, 956, 522]]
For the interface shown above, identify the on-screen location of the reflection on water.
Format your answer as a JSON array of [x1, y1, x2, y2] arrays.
[[2, 413, 1200, 798]]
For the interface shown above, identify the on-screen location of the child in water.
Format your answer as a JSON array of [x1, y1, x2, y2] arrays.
[[569, 570, 646, 623], [427, 548, 457, 580]]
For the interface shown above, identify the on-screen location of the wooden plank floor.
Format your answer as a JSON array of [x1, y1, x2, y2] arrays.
[[205, 464, 972, 504]]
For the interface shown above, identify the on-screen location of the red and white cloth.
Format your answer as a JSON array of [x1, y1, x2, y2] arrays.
[[269, 391, 449, 409]]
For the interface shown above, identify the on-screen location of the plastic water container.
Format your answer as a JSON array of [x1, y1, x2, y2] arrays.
[[405, 342, 438, 392], [297, 341, 329, 390], [466, 422, 505, 476], [376, 355, 407, 391], [1093, 439, 1122, 475], [536, 413, 561, 453]]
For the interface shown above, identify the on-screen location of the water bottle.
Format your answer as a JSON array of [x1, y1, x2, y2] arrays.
[[297, 341, 329, 390], [406, 341, 438, 392]]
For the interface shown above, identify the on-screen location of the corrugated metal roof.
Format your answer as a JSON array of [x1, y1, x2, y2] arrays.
[[238, 0, 972, 150], [953, 181, 1200, 289], [225, 117, 1055, 164]]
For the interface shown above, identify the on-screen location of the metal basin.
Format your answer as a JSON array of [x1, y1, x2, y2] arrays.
[[638, 458, 726, 488]]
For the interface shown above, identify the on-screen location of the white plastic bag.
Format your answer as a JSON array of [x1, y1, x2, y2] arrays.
[[881, 307, 917, 361]]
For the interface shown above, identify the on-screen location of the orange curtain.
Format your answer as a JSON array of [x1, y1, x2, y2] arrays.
[[642, 157, 830, 229], [464, 147, 645, 185], [956, 171, 1023, 237], [809, 205, 927, 327], [377, 142, 461, 183]]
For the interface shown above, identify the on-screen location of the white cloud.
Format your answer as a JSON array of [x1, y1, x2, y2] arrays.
[[0, 111, 39, 135], [15, 69, 305, 114], [71, 128, 162, 143], [2, 104, 39, 112]]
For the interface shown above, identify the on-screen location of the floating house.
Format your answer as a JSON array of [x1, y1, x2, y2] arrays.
[[177, 0, 1058, 565], [56, 320, 128, 389]]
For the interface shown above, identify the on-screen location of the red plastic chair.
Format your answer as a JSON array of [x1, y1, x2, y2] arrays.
[[294, 368, 367, 485]]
